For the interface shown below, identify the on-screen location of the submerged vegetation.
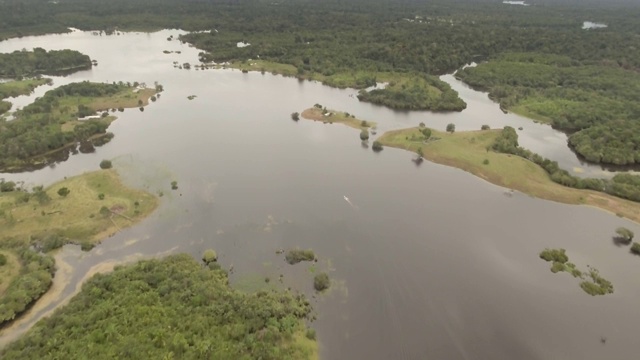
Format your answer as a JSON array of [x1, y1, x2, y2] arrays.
[[0, 81, 157, 171], [285, 249, 316, 265], [300, 107, 376, 131], [313, 273, 330, 292], [539, 248, 613, 296], [0, 254, 317, 360]]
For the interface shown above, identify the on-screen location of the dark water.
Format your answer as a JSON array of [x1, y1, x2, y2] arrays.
[[1, 30, 639, 360]]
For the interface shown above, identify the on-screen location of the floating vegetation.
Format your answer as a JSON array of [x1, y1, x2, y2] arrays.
[[285, 249, 316, 265], [539, 248, 613, 296], [187, 95, 197, 100]]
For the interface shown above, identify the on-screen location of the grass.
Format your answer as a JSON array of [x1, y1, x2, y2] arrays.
[[0, 169, 158, 246], [0, 250, 21, 296], [377, 127, 640, 223], [0, 78, 50, 99], [301, 107, 377, 131]]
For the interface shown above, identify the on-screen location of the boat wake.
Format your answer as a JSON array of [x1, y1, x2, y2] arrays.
[[344, 195, 358, 209]]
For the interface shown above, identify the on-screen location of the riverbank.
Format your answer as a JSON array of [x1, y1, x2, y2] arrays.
[[0, 78, 51, 115], [301, 107, 376, 130], [377, 127, 640, 223]]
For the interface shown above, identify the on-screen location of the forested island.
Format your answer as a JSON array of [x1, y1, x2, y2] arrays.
[[0, 254, 317, 360], [0, 81, 158, 172], [0, 48, 92, 78]]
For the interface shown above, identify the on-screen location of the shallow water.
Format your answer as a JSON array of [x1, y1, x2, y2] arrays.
[[0, 30, 639, 360]]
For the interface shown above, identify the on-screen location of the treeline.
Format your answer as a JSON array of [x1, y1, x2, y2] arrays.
[[1, 254, 317, 360], [492, 127, 640, 202], [0, 48, 92, 78], [0, 245, 55, 326], [0, 82, 128, 170], [457, 53, 640, 165]]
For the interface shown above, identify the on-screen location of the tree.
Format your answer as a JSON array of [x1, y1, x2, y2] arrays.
[[417, 147, 424, 159], [202, 249, 218, 264], [291, 112, 299, 121], [360, 129, 369, 141], [481, 124, 490, 130], [631, 242, 640, 255], [171, 181, 178, 190], [99, 160, 112, 169], [57, 187, 70, 197], [615, 227, 634, 243], [0, 254, 6, 266], [99, 206, 111, 217], [420, 128, 431, 140], [372, 141, 383, 152], [446, 123, 455, 133]]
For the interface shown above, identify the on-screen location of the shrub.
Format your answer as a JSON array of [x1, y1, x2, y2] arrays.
[[420, 128, 432, 139], [305, 328, 316, 340], [481, 124, 490, 130], [202, 249, 218, 264], [360, 129, 369, 141], [0, 254, 6, 266], [98, 193, 105, 200], [99, 206, 111, 217], [80, 242, 95, 251], [313, 273, 330, 292], [99, 160, 112, 169], [539, 248, 568, 263], [483, 159, 490, 165], [361, 120, 368, 127], [446, 123, 456, 133], [419, 122, 425, 128], [631, 242, 640, 255], [372, 141, 383, 152], [57, 187, 70, 197], [285, 249, 315, 265], [291, 112, 300, 121], [615, 227, 634, 243], [171, 181, 178, 190]]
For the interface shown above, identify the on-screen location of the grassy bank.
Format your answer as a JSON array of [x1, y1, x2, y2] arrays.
[[0, 169, 158, 248], [377, 127, 640, 223], [0, 78, 51, 115], [301, 107, 376, 131]]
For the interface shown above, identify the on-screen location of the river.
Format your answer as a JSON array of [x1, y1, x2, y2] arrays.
[[0, 29, 639, 360]]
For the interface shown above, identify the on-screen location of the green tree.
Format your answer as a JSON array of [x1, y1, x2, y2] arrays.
[[631, 242, 640, 255], [417, 147, 424, 159], [202, 249, 218, 264], [372, 141, 383, 152], [291, 112, 299, 121], [481, 124, 490, 130], [360, 129, 369, 141], [99, 160, 112, 169], [57, 187, 70, 197], [0, 254, 6, 266], [446, 123, 456, 133], [313, 273, 330, 292]]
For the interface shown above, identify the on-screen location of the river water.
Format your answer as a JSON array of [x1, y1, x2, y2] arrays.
[[0, 29, 639, 360]]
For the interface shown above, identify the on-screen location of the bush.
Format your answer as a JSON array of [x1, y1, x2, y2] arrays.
[[99, 206, 111, 217], [372, 141, 383, 152], [0, 254, 6, 266], [285, 249, 316, 265], [361, 120, 368, 127], [631, 242, 640, 255], [483, 159, 490, 165], [171, 181, 178, 190], [360, 129, 369, 141], [305, 328, 316, 340], [313, 273, 330, 292], [0, 180, 16, 192], [446, 123, 456, 133], [98, 193, 105, 200], [57, 187, 70, 197], [99, 160, 112, 169], [481, 124, 490, 130], [539, 248, 568, 263], [291, 112, 300, 121], [202, 249, 218, 264], [615, 227, 634, 243]]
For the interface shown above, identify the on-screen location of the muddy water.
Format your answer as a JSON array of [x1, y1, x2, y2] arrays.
[[1, 30, 639, 360]]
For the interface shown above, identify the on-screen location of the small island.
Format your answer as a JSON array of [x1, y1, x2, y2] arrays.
[[0, 168, 158, 326], [301, 105, 376, 131], [0, 48, 92, 78], [539, 248, 613, 296]]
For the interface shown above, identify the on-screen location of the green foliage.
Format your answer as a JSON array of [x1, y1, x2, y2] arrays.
[[0, 254, 6, 266], [313, 273, 330, 292], [98, 193, 105, 200], [457, 53, 640, 166], [57, 187, 70, 197], [372, 141, 383, 152], [285, 249, 315, 265], [360, 129, 369, 141], [615, 227, 634, 242], [539, 248, 569, 264], [481, 125, 490, 130], [0, 247, 54, 326], [482, 159, 490, 165], [357, 75, 465, 111], [1, 255, 316, 360], [579, 267, 614, 296], [202, 249, 218, 264], [171, 181, 178, 190], [631, 242, 640, 255], [291, 112, 299, 121], [416, 147, 424, 159], [99, 206, 111, 217], [0, 48, 91, 78], [420, 128, 432, 140], [100, 160, 113, 169], [0, 179, 16, 192], [446, 123, 455, 133], [32, 186, 51, 205]]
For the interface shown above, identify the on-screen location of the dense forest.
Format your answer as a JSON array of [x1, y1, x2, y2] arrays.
[[1, 254, 317, 360], [0, 48, 92, 78]]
